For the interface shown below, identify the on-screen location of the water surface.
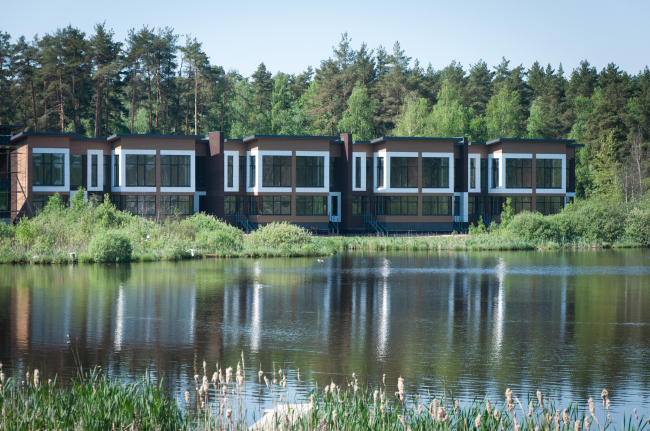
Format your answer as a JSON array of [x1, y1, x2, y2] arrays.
[[1, 250, 649, 421]]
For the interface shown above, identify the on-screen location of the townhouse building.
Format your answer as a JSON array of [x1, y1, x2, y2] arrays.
[[1, 126, 580, 234]]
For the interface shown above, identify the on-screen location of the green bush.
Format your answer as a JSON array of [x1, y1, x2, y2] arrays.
[[88, 231, 133, 262], [247, 222, 313, 247], [15, 218, 36, 246], [194, 222, 243, 252], [0, 220, 14, 239], [625, 208, 650, 246]]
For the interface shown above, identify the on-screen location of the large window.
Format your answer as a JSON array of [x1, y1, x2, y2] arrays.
[[422, 196, 451, 215], [536, 158, 562, 189], [352, 196, 371, 215], [566, 158, 575, 192], [480, 159, 487, 189], [125, 154, 156, 187], [262, 156, 291, 187], [505, 158, 532, 188], [0, 191, 9, 218], [454, 158, 461, 191], [490, 196, 502, 215], [390, 157, 418, 188], [195, 156, 206, 188], [261, 195, 291, 215], [296, 195, 327, 215], [536, 196, 563, 215], [376, 157, 384, 188], [491, 159, 499, 188], [470, 158, 476, 189], [70, 155, 83, 188], [296, 156, 324, 187], [377, 196, 417, 215], [125, 195, 156, 215], [422, 158, 449, 188], [224, 195, 244, 215], [468, 196, 486, 215], [239, 156, 245, 189], [249, 156, 256, 187], [104, 155, 110, 189], [507, 196, 532, 214], [161, 155, 190, 187], [354, 157, 361, 188], [33, 153, 65, 186], [91, 155, 98, 188], [161, 195, 191, 215]]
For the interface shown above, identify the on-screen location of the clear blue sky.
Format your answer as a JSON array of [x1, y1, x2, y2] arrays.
[[3, 0, 649, 78]]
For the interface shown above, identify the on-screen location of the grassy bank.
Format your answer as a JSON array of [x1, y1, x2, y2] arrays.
[[0, 191, 648, 264], [1, 363, 646, 430]]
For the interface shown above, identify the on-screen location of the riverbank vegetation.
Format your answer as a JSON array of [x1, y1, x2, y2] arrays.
[[0, 191, 649, 263], [1, 362, 646, 430]]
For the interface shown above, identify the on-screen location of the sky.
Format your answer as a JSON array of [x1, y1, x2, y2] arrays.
[[3, 0, 649, 78]]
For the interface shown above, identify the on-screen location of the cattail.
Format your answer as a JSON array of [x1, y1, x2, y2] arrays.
[[437, 406, 448, 423], [330, 381, 336, 394], [601, 389, 608, 406], [536, 390, 544, 410], [203, 360, 206, 372], [584, 416, 591, 431], [220, 403, 224, 416], [33, 369, 40, 386], [226, 408, 232, 420], [297, 368, 301, 382], [634, 408, 638, 421], [494, 408, 499, 421], [588, 397, 595, 416], [374, 389, 379, 404], [398, 414, 407, 427], [194, 374, 199, 384], [529, 401, 534, 418], [184, 391, 190, 403], [226, 367, 232, 385], [381, 391, 385, 403], [219, 368, 224, 384], [381, 400, 386, 414], [237, 375, 244, 386], [1, 372, 5, 384], [575, 420, 582, 431], [258, 369, 263, 383], [310, 394, 315, 408], [506, 388, 514, 412], [455, 399, 460, 415], [280, 394, 283, 402], [279, 368, 283, 377], [26, 371, 29, 382], [535, 426, 539, 431], [264, 375, 270, 389], [212, 372, 218, 385], [486, 400, 492, 416], [475, 413, 482, 429], [333, 410, 338, 425], [430, 398, 438, 420], [48, 379, 52, 388], [555, 410, 561, 428], [0, 362, 2, 370], [383, 374, 386, 386], [606, 398, 610, 409], [241, 351, 245, 373], [500, 419, 505, 431], [397, 376, 405, 401], [324, 385, 330, 396]]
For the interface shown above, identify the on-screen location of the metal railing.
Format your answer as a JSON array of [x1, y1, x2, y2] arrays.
[[363, 212, 388, 236]]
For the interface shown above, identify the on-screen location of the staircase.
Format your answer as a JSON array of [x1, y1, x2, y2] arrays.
[[328, 215, 339, 235], [235, 212, 257, 233], [481, 212, 492, 227], [363, 213, 388, 236], [453, 216, 467, 234]]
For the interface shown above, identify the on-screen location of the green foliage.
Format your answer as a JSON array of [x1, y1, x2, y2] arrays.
[[0, 220, 14, 239], [88, 231, 133, 262], [468, 216, 488, 235], [195, 226, 243, 253], [70, 188, 86, 213], [500, 197, 515, 229], [338, 82, 376, 141], [15, 218, 36, 246], [485, 85, 522, 139], [625, 208, 650, 246], [247, 222, 313, 248]]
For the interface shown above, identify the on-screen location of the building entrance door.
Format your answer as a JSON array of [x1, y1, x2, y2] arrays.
[[328, 192, 341, 222]]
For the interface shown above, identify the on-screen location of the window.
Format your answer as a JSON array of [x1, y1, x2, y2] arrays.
[[490, 196, 502, 215], [355, 157, 361, 188], [329, 157, 339, 188], [227, 156, 234, 188], [352, 196, 371, 216], [110, 195, 123, 210], [366, 157, 373, 188], [507, 196, 532, 214], [296, 196, 327, 215], [376, 196, 417, 215], [536, 196, 563, 215], [422, 196, 451, 215], [239, 156, 245, 189], [161, 155, 190, 187], [480, 159, 487, 189], [491, 159, 499, 188], [70, 155, 83, 188], [249, 156, 256, 187], [248, 196, 258, 215], [32, 194, 69, 212], [195, 156, 206, 188], [104, 155, 110, 189], [125, 154, 156, 187], [296, 156, 325, 187], [260, 195, 291, 215], [536, 158, 562, 189], [161, 195, 191, 215], [33, 153, 65, 186], [470, 158, 476, 189], [390, 157, 418, 188], [566, 158, 575, 192], [224, 195, 244, 215], [0, 191, 9, 218], [453, 196, 460, 216], [113, 155, 120, 186], [454, 158, 461, 191], [422, 158, 449, 188], [262, 156, 291, 187], [376, 157, 384, 188], [91, 154, 98, 188], [125, 195, 156, 216], [468, 196, 486, 215], [505, 158, 532, 188]]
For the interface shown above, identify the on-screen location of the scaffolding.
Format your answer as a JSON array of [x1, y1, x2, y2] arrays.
[[0, 125, 31, 223]]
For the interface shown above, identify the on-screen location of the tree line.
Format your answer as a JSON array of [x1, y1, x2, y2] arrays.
[[0, 26, 649, 200]]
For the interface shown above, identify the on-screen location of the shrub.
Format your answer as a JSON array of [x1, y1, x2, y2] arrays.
[[468, 217, 488, 235], [247, 222, 313, 247], [0, 220, 14, 239], [194, 224, 243, 252], [88, 231, 133, 262], [625, 208, 650, 247], [15, 218, 37, 246]]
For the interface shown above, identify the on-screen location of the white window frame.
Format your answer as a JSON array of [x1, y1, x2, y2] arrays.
[[86, 150, 104, 192], [295, 150, 329, 193], [248, 150, 293, 193], [420, 152, 454, 194], [223, 151, 239, 192], [32, 148, 70, 193], [111, 149, 156, 193], [468, 154, 480, 193], [535, 154, 566, 194], [352, 152, 366, 191], [496, 153, 533, 195]]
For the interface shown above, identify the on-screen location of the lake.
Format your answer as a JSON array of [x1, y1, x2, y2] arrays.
[[1, 250, 649, 422]]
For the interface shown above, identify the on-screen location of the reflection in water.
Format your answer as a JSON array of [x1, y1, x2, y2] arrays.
[[1, 250, 650, 420]]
